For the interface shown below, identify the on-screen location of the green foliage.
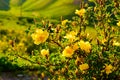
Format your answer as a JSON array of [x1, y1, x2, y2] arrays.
[[0, 0, 120, 79]]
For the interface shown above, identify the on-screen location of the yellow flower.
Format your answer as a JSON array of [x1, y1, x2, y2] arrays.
[[101, 38, 107, 44], [41, 49, 49, 57], [18, 42, 24, 47], [61, 19, 68, 25], [61, 68, 65, 73], [41, 72, 45, 78], [62, 46, 74, 57], [72, 43, 79, 51], [105, 64, 113, 75], [79, 40, 91, 53], [31, 29, 49, 45], [64, 31, 77, 42], [117, 21, 120, 26], [79, 63, 89, 71], [75, 8, 86, 16], [92, 77, 96, 80], [58, 76, 62, 80], [113, 40, 120, 46]]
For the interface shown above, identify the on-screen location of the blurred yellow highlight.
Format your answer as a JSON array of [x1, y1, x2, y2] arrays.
[[41, 49, 49, 57], [105, 64, 113, 75], [117, 21, 120, 26], [61, 19, 68, 25], [75, 8, 86, 16], [79, 63, 89, 71]]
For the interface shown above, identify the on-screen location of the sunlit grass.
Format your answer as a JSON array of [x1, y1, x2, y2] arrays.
[[0, 19, 26, 31]]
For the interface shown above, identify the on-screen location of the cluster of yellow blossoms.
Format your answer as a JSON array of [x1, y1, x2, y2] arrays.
[[62, 43, 79, 58], [31, 29, 49, 45], [79, 40, 91, 53], [62, 40, 91, 57], [113, 40, 120, 46], [64, 31, 77, 42], [75, 8, 86, 16]]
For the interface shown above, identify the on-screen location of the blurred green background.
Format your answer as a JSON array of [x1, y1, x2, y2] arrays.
[[0, 0, 79, 18], [0, 0, 80, 29]]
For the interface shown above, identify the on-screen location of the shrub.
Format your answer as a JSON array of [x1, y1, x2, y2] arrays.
[[0, 0, 120, 79], [26, 0, 120, 79]]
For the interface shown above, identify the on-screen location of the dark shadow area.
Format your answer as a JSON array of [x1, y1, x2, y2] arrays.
[[0, 0, 10, 10], [0, 57, 21, 72]]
